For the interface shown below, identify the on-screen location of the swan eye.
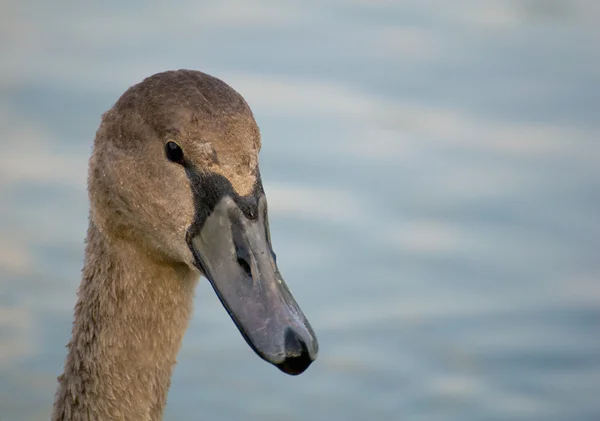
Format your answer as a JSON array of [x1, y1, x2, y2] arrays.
[[165, 141, 184, 164]]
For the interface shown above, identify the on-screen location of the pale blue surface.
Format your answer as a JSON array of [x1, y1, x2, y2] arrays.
[[1, 1, 599, 420]]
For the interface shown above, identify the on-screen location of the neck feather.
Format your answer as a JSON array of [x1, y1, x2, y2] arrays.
[[51, 222, 198, 421]]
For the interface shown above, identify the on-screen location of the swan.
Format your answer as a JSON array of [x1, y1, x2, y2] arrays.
[[51, 69, 319, 421]]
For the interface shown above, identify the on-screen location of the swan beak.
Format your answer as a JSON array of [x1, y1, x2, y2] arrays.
[[187, 195, 318, 375]]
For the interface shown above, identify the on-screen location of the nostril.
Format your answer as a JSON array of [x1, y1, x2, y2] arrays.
[[276, 328, 313, 376], [234, 242, 253, 278], [236, 256, 252, 277]]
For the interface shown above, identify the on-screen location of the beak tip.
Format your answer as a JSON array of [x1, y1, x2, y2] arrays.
[[273, 327, 317, 375], [275, 355, 315, 376]]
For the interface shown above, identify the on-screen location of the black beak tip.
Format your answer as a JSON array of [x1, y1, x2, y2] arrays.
[[275, 328, 315, 376], [276, 356, 313, 376]]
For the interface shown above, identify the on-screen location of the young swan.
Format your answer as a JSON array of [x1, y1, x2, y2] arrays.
[[51, 70, 318, 421]]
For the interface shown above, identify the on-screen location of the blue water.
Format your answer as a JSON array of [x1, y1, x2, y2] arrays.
[[1, 1, 599, 420]]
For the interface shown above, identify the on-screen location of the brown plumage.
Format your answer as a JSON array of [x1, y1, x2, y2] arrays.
[[51, 70, 318, 421]]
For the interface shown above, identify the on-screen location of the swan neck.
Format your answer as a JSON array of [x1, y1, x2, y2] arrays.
[[51, 222, 198, 421]]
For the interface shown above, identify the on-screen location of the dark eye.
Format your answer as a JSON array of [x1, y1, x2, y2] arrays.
[[165, 141, 184, 164]]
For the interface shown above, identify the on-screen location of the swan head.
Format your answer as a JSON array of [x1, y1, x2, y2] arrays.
[[88, 69, 318, 375]]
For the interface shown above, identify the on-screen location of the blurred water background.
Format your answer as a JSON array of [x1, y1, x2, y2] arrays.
[[1, 1, 599, 420]]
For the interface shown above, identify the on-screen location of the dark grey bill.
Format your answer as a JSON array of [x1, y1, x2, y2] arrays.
[[187, 194, 318, 375]]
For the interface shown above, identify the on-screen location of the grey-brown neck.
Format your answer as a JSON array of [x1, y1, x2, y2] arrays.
[[51, 222, 198, 421]]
